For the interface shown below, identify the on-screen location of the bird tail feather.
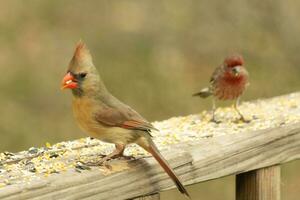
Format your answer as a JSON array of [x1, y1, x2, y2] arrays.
[[146, 141, 191, 199], [193, 87, 212, 98]]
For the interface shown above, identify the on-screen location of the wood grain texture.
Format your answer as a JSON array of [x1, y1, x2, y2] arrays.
[[1, 93, 300, 200], [133, 193, 160, 200], [236, 166, 281, 200], [1, 123, 299, 200]]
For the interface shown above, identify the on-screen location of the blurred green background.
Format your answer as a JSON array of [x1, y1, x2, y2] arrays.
[[0, 1, 299, 199]]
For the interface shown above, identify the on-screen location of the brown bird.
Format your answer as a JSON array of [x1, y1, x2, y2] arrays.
[[61, 41, 190, 198], [193, 54, 249, 122]]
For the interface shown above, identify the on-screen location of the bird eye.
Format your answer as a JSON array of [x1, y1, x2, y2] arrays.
[[79, 73, 87, 79]]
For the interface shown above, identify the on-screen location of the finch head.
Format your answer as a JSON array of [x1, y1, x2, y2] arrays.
[[224, 54, 244, 68]]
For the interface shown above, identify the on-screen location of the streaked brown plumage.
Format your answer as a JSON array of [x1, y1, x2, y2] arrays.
[[61, 41, 190, 198], [193, 54, 249, 122]]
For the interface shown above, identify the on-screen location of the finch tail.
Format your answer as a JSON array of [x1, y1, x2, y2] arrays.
[[145, 141, 191, 199], [193, 87, 212, 98]]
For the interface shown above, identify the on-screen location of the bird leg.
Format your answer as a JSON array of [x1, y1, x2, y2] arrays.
[[210, 98, 221, 123], [109, 144, 136, 161], [81, 143, 126, 167], [234, 98, 250, 123]]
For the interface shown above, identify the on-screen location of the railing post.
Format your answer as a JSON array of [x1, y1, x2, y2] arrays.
[[236, 165, 281, 200], [133, 193, 160, 200]]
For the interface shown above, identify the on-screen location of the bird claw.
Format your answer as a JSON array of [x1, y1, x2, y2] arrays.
[[240, 118, 251, 123], [119, 155, 136, 161], [77, 154, 134, 168], [210, 118, 221, 124], [78, 155, 113, 166], [234, 116, 251, 123], [79, 160, 113, 169], [78, 160, 105, 167]]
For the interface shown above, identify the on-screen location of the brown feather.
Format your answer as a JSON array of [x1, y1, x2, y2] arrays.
[[143, 141, 190, 198], [94, 101, 157, 132], [193, 87, 212, 98], [74, 41, 91, 60]]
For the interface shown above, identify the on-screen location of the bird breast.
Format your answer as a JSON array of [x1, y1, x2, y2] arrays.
[[72, 97, 136, 144], [213, 73, 248, 100]]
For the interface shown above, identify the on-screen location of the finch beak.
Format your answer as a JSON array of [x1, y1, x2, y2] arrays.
[[61, 72, 78, 90], [232, 66, 241, 76]]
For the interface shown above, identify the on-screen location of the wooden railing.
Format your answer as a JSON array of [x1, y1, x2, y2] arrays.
[[1, 92, 300, 200]]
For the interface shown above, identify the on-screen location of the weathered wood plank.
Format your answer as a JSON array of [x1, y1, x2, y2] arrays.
[[236, 165, 281, 200], [133, 193, 160, 200], [1, 123, 299, 200], [0, 92, 300, 200]]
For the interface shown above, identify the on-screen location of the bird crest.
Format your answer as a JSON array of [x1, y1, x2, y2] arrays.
[[68, 40, 95, 72], [74, 40, 92, 63]]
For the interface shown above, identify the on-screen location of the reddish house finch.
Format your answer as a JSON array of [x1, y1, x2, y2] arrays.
[[61, 42, 190, 198], [193, 54, 249, 122]]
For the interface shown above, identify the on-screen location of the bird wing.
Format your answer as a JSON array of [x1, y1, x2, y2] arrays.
[[94, 105, 157, 132], [210, 65, 223, 84]]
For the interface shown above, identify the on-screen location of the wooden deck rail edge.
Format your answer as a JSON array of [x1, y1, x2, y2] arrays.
[[1, 92, 300, 199]]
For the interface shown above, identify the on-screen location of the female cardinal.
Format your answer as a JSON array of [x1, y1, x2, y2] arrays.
[[193, 54, 249, 123], [61, 41, 190, 198]]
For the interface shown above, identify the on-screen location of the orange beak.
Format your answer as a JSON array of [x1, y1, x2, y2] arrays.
[[61, 72, 78, 90]]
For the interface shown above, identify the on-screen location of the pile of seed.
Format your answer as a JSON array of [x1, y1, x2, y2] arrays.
[[0, 92, 299, 187]]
